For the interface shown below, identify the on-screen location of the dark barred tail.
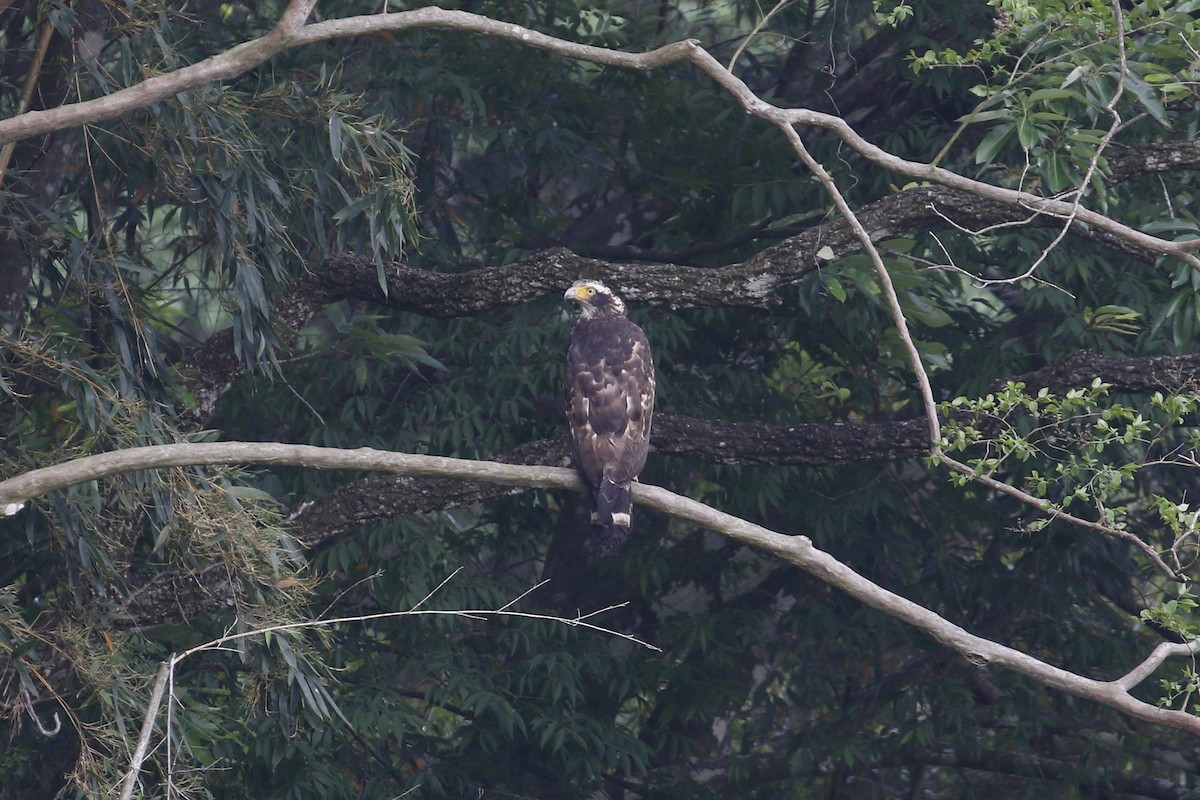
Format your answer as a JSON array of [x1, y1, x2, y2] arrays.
[[591, 478, 633, 546]]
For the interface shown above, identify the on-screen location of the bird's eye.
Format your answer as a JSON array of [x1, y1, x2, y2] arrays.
[[585, 287, 597, 296]]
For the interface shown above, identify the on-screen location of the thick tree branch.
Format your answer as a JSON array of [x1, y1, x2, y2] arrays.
[[1108, 139, 1200, 184], [677, 746, 1192, 799], [314, 185, 1166, 315], [0, 6, 1179, 422], [179, 181, 1179, 422], [1014, 350, 1200, 396], [2, 442, 1199, 736], [196, 350, 1200, 552], [201, 350, 1200, 503], [287, 437, 567, 546], [282, 415, 925, 546], [0, 7, 697, 147]]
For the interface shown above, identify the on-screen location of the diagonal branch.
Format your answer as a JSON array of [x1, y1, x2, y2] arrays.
[[2, 441, 1199, 735], [118, 662, 169, 800], [1115, 641, 1200, 692]]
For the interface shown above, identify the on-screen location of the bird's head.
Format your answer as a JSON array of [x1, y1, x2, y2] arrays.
[[564, 280, 626, 319]]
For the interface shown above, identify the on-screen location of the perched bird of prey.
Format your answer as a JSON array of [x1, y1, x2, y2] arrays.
[[564, 280, 655, 546]]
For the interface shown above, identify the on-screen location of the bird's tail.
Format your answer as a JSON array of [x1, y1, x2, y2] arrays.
[[591, 477, 632, 546]]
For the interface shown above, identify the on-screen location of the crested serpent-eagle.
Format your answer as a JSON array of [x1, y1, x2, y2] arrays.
[[564, 280, 655, 546]]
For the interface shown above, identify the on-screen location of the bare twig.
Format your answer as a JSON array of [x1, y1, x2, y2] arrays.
[[408, 565, 465, 611], [727, 0, 793, 71], [171, 603, 660, 663], [118, 661, 169, 800], [149, 575, 656, 792], [0, 20, 55, 186], [20, 687, 61, 736], [982, 0, 1130, 286], [633, 477, 1200, 735]]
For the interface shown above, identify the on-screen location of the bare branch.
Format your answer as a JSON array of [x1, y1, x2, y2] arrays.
[[0, 7, 1195, 271], [276, 0, 320, 32], [646, 477, 1200, 736], [0, 442, 569, 510], [1116, 641, 1200, 692], [981, 0, 1129, 286], [0, 8, 698, 147], [3, 441, 1199, 735], [149, 575, 657, 793], [170, 601, 661, 662], [677, 46, 1200, 268], [773, 123, 942, 447]]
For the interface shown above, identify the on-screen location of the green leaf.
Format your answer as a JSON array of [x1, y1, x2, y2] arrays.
[[1124, 70, 1169, 128], [825, 275, 847, 303], [152, 523, 174, 554], [1017, 116, 1039, 151], [956, 108, 1014, 124], [1060, 65, 1085, 88], [223, 485, 280, 504], [904, 292, 953, 328], [328, 115, 344, 162], [1027, 87, 1085, 104], [975, 124, 1014, 164], [1041, 153, 1073, 193]]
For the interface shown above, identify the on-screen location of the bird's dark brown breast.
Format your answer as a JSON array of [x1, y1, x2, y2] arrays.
[[565, 315, 655, 485]]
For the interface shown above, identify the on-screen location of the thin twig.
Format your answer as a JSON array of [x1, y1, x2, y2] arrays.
[[497, 578, 550, 611], [118, 662, 170, 800], [984, 0, 1130, 286], [408, 565, 464, 611], [939, 454, 1182, 580], [0, 20, 55, 186], [20, 687, 61, 736], [171, 604, 659, 662], [727, 0, 793, 72], [154, 588, 656, 792]]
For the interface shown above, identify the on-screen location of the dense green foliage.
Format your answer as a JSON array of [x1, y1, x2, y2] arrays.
[[4, 0, 1200, 797]]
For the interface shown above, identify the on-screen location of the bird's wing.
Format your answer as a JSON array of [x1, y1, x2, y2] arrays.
[[566, 320, 654, 486]]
